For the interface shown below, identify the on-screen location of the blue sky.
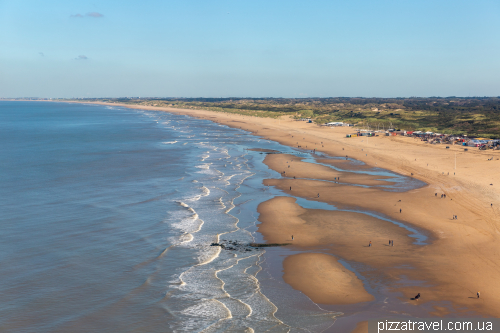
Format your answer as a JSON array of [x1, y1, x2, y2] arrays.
[[1, 0, 499, 98]]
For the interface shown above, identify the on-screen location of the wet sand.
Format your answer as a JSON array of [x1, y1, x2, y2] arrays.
[[264, 153, 393, 187], [53, 101, 500, 330], [283, 253, 373, 305]]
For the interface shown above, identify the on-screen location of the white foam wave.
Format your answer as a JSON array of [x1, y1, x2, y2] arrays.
[[162, 141, 178, 144], [179, 233, 194, 243], [180, 299, 231, 321], [201, 186, 210, 196], [197, 246, 221, 266], [196, 163, 211, 170], [173, 203, 205, 236], [218, 197, 226, 209], [221, 174, 238, 185]]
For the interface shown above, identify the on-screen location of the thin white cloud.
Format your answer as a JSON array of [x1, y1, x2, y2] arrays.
[[86, 12, 103, 18], [70, 12, 103, 18], [75, 55, 88, 60]]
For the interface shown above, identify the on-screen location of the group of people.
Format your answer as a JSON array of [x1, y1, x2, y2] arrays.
[[368, 240, 395, 247], [413, 291, 480, 301]]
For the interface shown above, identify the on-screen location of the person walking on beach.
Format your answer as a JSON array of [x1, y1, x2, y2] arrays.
[[291, 235, 294, 241], [477, 291, 480, 298], [392, 240, 394, 246], [317, 193, 320, 198], [290, 186, 292, 191], [369, 241, 372, 247], [389, 240, 391, 245], [400, 208, 402, 213]]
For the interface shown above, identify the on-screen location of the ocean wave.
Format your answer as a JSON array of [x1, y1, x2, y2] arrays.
[[221, 174, 238, 185], [196, 163, 212, 170], [179, 233, 194, 244], [197, 245, 222, 266], [162, 141, 178, 144], [201, 186, 210, 196], [218, 197, 226, 209], [177, 201, 189, 208], [179, 299, 231, 321]]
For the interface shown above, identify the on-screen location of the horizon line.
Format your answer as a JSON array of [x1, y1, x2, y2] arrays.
[[2, 96, 500, 100]]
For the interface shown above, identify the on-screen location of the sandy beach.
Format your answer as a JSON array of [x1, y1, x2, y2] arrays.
[[61, 102, 500, 330]]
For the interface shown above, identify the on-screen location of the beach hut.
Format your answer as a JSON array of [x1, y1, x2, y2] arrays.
[[326, 122, 344, 126]]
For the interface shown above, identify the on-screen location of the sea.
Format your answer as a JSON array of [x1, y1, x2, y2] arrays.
[[0, 101, 426, 332]]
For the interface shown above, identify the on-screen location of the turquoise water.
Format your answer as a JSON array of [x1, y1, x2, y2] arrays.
[[0, 102, 425, 332]]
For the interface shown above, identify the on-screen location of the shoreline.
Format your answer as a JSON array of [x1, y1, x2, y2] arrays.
[[32, 101, 500, 328]]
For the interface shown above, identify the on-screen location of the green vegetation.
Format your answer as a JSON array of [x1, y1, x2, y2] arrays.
[[69, 97, 500, 138]]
